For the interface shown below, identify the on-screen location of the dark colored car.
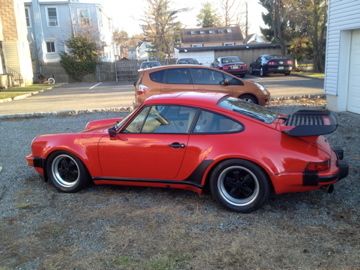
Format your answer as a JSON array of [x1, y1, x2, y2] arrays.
[[139, 61, 161, 71], [250, 55, 293, 76], [176, 58, 200, 65], [212, 56, 248, 78]]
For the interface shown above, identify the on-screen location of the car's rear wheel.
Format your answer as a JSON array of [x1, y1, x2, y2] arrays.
[[46, 151, 90, 192], [210, 159, 270, 213], [249, 66, 254, 75], [239, 94, 258, 104]]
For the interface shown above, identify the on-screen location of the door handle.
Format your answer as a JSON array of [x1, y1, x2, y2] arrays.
[[169, 142, 185, 149]]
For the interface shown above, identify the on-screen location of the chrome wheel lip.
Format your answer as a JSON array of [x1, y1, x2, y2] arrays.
[[51, 154, 80, 188], [218, 166, 260, 207]]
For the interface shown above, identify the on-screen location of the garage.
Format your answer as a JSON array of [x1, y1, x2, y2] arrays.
[[347, 30, 360, 114], [176, 50, 215, 67]]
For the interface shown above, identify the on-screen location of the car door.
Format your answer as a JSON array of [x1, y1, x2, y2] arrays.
[[154, 67, 194, 94], [189, 68, 242, 96], [98, 105, 197, 180]]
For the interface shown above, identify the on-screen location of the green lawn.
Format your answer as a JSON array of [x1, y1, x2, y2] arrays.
[[293, 71, 325, 79], [0, 84, 51, 100]]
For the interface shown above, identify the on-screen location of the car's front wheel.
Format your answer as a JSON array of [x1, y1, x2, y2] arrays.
[[46, 151, 90, 192], [210, 159, 270, 213]]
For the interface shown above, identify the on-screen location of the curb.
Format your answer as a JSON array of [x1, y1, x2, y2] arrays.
[[291, 73, 324, 80], [0, 86, 54, 103], [270, 93, 325, 101], [0, 106, 132, 120]]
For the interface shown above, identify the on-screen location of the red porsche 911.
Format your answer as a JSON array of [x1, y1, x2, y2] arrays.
[[26, 92, 348, 213]]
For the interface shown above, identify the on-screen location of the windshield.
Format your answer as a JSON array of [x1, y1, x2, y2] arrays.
[[221, 56, 241, 64], [114, 110, 137, 130], [218, 97, 277, 123]]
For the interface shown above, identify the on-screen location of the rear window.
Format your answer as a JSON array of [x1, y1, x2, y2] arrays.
[[221, 56, 241, 64], [219, 97, 277, 123], [149, 70, 165, 83]]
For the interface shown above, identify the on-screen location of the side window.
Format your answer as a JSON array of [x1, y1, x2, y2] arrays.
[[164, 68, 191, 84], [193, 110, 243, 133], [124, 107, 150, 133], [149, 70, 165, 83], [142, 105, 197, 134], [190, 68, 224, 85], [224, 74, 243, 85]]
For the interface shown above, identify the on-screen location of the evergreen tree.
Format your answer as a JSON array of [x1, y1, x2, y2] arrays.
[[197, 2, 220, 28]]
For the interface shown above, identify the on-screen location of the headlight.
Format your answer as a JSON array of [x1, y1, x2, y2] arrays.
[[254, 82, 268, 93]]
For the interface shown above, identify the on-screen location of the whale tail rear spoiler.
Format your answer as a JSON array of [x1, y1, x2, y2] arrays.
[[281, 110, 338, 137]]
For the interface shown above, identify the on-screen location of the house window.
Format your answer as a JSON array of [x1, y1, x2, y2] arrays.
[[77, 8, 90, 26], [46, 41, 56, 53], [191, 44, 203, 48], [200, 30, 205, 34], [46, 7, 58, 26], [224, 42, 235, 46], [227, 28, 232, 33], [25, 7, 31, 27], [209, 30, 214, 34]]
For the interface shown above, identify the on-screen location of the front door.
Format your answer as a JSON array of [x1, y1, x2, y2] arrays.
[[98, 105, 198, 180]]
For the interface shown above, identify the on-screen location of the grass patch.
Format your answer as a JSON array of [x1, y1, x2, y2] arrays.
[[2, 84, 49, 92], [0, 84, 51, 100], [293, 71, 324, 79]]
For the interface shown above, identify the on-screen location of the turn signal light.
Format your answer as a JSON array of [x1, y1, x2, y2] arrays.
[[306, 160, 330, 172]]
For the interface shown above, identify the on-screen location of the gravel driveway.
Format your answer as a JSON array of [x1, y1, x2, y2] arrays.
[[0, 105, 359, 270]]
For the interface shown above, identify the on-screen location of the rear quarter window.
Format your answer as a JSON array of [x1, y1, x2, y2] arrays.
[[149, 70, 165, 83]]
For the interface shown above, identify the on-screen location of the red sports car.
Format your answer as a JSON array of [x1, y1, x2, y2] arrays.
[[26, 92, 348, 213]]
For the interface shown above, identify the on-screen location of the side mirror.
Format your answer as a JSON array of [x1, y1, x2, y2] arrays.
[[108, 127, 117, 138]]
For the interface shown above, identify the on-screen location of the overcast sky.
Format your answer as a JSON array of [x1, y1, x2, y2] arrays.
[[102, 0, 266, 36]]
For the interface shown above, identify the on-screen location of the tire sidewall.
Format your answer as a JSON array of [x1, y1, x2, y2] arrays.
[[46, 151, 89, 193], [210, 159, 270, 213]]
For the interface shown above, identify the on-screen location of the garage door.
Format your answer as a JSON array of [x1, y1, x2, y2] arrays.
[[347, 30, 360, 114]]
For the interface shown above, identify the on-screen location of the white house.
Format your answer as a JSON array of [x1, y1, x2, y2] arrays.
[[325, 0, 360, 114], [136, 41, 153, 61]]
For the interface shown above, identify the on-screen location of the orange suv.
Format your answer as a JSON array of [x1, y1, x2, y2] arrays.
[[134, 65, 270, 107]]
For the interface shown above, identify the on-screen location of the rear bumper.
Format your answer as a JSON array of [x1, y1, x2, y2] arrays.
[[267, 66, 292, 73]]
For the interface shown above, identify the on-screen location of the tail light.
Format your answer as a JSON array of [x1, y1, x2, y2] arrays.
[[268, 61, 276, 65], [223, 65, 230, 70], [306, 160, 330, 172], [136, 84, 150, 95], [287, 60, 293, 65]]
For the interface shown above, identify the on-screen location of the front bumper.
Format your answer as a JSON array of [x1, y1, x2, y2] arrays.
[[26, 154, 44, 168]]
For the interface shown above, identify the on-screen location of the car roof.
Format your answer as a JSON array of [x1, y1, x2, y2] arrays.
[[139, 64, 220, 73], [144, 92, 228, 108]]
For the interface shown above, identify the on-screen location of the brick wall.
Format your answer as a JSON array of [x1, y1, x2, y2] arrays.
[[0, 0, 18, 41]]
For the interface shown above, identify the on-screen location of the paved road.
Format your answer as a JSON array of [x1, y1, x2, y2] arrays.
[[0, 76, 324, 116], [251, 75, 324, 97]]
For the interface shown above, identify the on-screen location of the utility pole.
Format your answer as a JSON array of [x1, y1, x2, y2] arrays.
[[245, 1, 248, 39]]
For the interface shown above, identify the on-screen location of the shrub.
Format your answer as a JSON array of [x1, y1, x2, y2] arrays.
[[60, 36, 99, 81]]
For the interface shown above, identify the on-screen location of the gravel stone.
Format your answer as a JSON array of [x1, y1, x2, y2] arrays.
[[0, 103, 359, 270]]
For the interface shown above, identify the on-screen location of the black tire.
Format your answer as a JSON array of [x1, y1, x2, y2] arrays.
[[46, 151, 90, 192], [249, 66, 254, 75], [284, 72, 291, 76], [239, 94, 258, 104], [239, 74, 246, 78], [209, 159, 270, 213]]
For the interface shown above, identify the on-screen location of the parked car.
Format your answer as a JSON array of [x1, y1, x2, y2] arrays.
[[212, 56, 248, 78], [139, 61, 161, 70], [134, 65, 269, 107], [249, 55, 293, 76], [176, 58, 200, 65], [26, 92, 348, 213]]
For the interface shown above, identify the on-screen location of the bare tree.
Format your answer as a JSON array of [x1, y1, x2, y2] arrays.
[[222, 0, 237, 27], [141, 0, 184, 60]]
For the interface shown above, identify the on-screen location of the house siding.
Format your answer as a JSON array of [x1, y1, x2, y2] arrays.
[[325, 0, 360, 96]]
